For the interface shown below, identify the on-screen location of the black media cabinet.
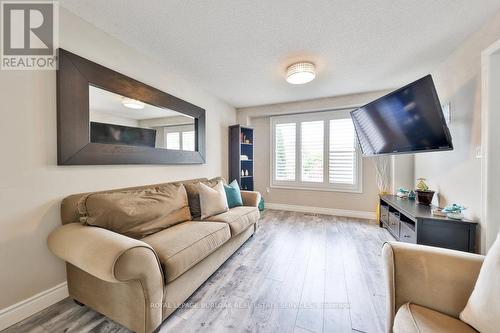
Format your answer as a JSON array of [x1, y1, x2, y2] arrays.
[[379, 195, 477, 253]]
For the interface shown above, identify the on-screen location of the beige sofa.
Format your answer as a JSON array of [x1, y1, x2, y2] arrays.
[[383, 242, 484, 333], [48, 178, 261, 333]]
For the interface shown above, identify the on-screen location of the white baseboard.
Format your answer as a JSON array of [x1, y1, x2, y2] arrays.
[[0, 282, 68, 331], [265, 202, 376, 220]]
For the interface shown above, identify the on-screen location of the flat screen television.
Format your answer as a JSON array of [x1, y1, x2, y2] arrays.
[[350, 75, 453, 156], [90, 122, 156, 148]]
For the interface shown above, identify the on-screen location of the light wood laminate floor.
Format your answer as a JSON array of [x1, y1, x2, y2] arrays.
[[3, 210, 393, 333]]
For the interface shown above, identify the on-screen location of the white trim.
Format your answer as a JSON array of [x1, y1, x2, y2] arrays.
[[269, 184, 362, 194], [265, 202, 376, 220], [0, 282, 68, 331]]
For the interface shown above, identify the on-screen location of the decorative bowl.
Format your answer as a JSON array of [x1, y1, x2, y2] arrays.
[[446, 212, 464, 220]]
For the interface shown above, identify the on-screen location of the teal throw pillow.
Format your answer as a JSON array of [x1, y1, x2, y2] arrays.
[[224, 180, 243, 208]]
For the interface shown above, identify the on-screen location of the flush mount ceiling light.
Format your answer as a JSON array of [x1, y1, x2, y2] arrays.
[[286, 62, 316, 84], [121, 97, 145, 109]]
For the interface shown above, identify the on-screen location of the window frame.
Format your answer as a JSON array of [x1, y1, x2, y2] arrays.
[[270, 110, 363, 193]]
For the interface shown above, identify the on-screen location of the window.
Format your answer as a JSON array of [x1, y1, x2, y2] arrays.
[[271, 110, 362, 192]]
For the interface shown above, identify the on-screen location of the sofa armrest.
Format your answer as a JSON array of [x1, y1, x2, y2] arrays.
[[382, 242, 484, 333], [240, 190, 261, 207], [48, 223, 164, 289]]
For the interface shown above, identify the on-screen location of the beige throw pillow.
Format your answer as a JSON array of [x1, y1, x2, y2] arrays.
[[198, 181, 229, 219], [460, 232, 500, 333]]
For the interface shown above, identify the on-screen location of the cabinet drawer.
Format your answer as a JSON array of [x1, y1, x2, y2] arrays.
[[380, 205, 389, 223], [400, 222, 416, 244], [388, 212, 400, 237]]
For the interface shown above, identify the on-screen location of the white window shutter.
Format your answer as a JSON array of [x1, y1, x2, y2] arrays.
[[166, 132, 180, 150], [329, 119, 356, 184], [301, 121, 324, 182], [275, 123, 296, 181], [182, 131, 195, 151]]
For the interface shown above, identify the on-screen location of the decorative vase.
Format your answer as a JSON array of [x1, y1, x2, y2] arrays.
[[415, 190, 435, 205], [408, 190, 416, 200]]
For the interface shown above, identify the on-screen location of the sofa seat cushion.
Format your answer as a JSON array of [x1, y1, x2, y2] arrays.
[[394, 303, 477, 333], [200, 206, 259, 237], [142, 221, 230, 282]]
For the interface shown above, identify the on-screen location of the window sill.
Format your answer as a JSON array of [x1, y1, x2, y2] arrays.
[[270, 184, 363, 194]]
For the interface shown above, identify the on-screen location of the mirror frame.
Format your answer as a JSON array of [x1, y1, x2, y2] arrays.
[[57, 49, 206, 165]]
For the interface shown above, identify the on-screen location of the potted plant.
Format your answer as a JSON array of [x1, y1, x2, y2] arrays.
[[415, 178, 435, 205]]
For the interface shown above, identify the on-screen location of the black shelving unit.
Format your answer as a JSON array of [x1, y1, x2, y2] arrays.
[[229, 125, 254, 190]]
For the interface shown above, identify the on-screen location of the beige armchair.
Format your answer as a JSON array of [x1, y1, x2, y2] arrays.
[[382, 242, 484, 333]]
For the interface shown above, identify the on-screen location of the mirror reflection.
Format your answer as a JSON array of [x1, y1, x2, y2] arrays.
[[89, 85, 196, 150]]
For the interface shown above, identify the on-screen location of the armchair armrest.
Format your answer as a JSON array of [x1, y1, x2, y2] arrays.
[[48, 222, 164, 289], [382, 242, 484, 333], [241, 190, 261, 207], [48, 223, 164, 333]]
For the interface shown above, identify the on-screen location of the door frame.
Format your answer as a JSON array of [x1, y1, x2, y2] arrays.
[[481, 38, 500, 251]]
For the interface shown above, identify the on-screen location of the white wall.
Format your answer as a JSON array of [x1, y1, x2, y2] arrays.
[[391, 155, 415, 195], [237, 91, 390, 123], [415, 11, 500, 253], [0, 8, 236, 310], [139, 115, 194, 128]]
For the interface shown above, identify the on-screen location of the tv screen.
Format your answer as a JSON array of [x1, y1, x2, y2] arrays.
[[90, 122, 156, 148], [350, 75, 453, 156]]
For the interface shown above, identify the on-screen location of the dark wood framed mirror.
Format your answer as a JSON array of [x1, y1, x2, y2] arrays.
[[57, 49, 206, 165]]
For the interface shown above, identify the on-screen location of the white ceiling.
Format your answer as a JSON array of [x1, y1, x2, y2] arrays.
[[62, 1, 500, 108], [89, 85, 184, 120]]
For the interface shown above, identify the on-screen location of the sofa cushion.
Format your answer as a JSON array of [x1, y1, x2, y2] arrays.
[[142, 221, 230, 282], [61, 178, 207, 225], [394, 303, 477, 333], [460, 232, 500, 333], [200, 206, 259, 237], [78, 184, 191, 239], [184, 177, 225, 218]]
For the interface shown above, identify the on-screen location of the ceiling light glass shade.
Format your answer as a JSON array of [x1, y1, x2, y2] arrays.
[[121, 97, 145, 109], [286, 62, 316, 84]]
